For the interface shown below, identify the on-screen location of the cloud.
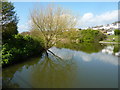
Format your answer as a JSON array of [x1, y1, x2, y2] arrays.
[[49, 47, 118, 66], [18, 20, 32, 33], [78, 10, 118, 28], [18, 24, 28, 33], [18, 10, 118, 32]]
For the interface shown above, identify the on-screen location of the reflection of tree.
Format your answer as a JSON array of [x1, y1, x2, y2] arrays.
[[102, 44, 120, 56], [113, 44, 120, 53], [3, 51, 77, 88], [47, 50, 64, 61], [55, 42, 105, 53], [2, 56, 42, 88], [30, 51, 77, 88], [36, 50, 74, 72], [2, 77, 19, 88]]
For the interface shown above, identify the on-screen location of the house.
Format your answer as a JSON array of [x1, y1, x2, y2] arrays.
[[107, 30, 114, 35], [90, 21, 119, 29]]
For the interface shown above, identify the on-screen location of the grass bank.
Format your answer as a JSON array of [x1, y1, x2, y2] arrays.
[[102, 35, 119, 42]]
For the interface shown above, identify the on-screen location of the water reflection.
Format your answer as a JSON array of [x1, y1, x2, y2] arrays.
[[55, 42, 105, 53], [2, 57, 41, 88], [50, 47, 118, 66], [102, 45, 120, 57], [2, 44, 118, 88], [30, 52, 77, 88], [3, 52, 77, 88]]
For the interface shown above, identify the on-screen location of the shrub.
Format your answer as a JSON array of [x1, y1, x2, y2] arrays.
[[2, 34, 44, 66], [114, 29, 120, 35], [79, 29, 106, 43]]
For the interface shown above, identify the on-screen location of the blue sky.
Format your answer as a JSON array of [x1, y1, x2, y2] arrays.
[[13, 2, 118, 33]]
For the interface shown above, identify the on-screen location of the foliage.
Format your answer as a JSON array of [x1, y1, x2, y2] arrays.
[[79, 29, 106, 43], [1, 0, 18, 42], [2, 34, 44, 66], [30, 4, 77, 49], [59, 29, 79, 40], [113, 44, 120, 53], [56, 42, 104, 53], [21, 30, 45, 48], [114, 29, 120, 35]]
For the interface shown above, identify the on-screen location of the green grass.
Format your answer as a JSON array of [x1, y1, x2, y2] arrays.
[[102, 35, 119, 42]]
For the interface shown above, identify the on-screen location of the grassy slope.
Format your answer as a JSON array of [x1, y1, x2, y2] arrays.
[[102, 35, 119, 42]]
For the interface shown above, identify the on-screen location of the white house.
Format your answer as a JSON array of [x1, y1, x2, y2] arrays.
[[92, 22, 119, 29], [89, 22, 120, 35], [107, 30, 114, 35]]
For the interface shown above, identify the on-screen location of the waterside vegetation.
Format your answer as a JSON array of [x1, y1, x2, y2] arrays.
[[1, 1, 119, 67]]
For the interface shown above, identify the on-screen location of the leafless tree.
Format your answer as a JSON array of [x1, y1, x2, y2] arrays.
[[30, 4, 77, 50]]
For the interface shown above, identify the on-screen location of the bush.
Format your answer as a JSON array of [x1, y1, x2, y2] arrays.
[[114, 29, 120, 35], [2, 34, 44, 66], [21, 30, 45, 47], [79, 29, 106, 43]]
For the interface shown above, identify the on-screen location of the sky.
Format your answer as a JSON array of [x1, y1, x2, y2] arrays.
[[12, 2, 118, 33]]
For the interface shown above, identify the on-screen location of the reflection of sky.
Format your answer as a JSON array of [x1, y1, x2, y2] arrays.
[[49, 47, 118, 66], [11, 65, 34, 88], [4, 46, 118, 88], [49, 48, 74, 60], [101, 45, 120, 56]]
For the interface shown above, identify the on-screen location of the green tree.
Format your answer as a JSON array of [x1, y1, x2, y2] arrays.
[[114, 29, 120, 35], [1, 0, 18, 42], [79, 29, 106, 43]]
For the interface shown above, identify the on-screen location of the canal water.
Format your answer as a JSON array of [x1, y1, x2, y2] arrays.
[[2, 43, 119, 88]]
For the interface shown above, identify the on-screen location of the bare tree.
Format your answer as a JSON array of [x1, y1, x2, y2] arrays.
[[30, 4, 77, 50]]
